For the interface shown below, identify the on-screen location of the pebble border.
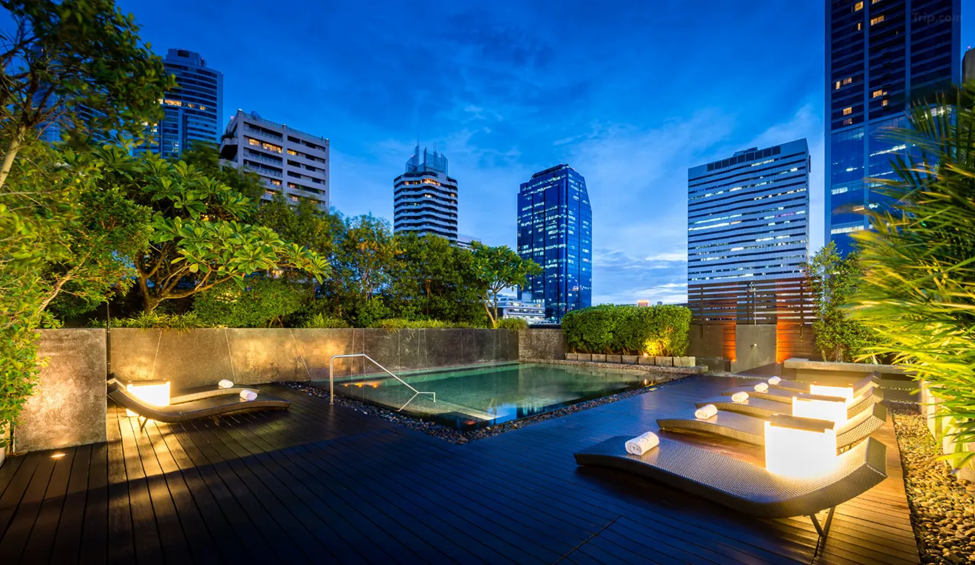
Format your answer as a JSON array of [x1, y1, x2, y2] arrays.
[[891, 402, 975, 564], [524, 358, 705, 374], [281, 373, 694, 444]]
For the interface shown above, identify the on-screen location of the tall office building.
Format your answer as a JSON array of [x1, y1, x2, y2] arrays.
[[219, 110, 330, 210], [687, 140, 810, 320], [393, 146, 458, 242], [136, 49, 223, 159], [826, 0, 960, 253], [517, 164, 592, 321]]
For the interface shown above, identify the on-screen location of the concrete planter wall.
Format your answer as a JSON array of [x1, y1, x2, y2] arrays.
[[566, 354, 696, 368], [920, 381, 975, 482]]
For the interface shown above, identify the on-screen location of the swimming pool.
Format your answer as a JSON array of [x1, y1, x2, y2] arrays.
[[318, 362, 663, 430]]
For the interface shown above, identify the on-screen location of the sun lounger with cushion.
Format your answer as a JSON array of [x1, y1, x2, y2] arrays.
[[697, 390, 881, 420], [574, 436, 887, 553], [721, 379, 884, 405], [657, 403, 888, 451], [107, 379, 290, 426]]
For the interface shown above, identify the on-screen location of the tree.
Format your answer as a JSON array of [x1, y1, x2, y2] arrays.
[[326, 214, 399, 326], [1, 142, 150, 448], [470, 242, 542, 328], [390, 233, 484, 324], [95, 149, 328, 312], [805, 242, 875, 362], [193, 276, 310, 328], [852, 85, 975, 469], [0, 0, 174, 188]]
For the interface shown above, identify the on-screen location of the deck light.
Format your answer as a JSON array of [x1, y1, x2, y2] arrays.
[[51, 453, 66, 459], [792, 393, 847, 423], [765, 415, 836, 478], [126, 381, 170, 417], [809, 384, 855, 402]]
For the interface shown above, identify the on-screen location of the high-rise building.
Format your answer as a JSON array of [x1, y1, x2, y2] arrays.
[[826, 0, 960, 253], [687, 140, 810, 321], [393, 146, 458, 242], [136, 48, 223, 160], [517, 164, 592, 321], [219, 110, 330, 210]]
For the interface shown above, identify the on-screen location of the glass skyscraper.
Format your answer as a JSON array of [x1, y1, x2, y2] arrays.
[[517, 164, 592, 321], [826, 0, 959, 253], [687, 140, 810, 320], [136, 49, 223, 160]]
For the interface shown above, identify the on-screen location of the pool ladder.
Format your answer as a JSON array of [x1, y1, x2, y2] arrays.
[[329, 354, 436, 411]]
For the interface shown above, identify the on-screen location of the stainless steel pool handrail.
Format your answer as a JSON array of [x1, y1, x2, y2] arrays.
[[329, 354, 436, 411]]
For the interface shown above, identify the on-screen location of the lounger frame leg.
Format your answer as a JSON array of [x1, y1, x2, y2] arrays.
[[809, 506, 836, 557], [138, 416, 149, 432]]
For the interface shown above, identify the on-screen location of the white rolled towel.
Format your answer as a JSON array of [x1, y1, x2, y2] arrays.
[[218, 379, 234, 389], [731, 391, 749, 403], [768, 376, 782, 385], [239, 390, 258, 402], [695, 404, 718, 420], [754, 382, 769, 393], [625, 432, 659, 456]]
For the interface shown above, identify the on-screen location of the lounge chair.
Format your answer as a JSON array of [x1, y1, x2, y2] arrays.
[[107, 379, 290, 426], [696, 390, 881, 420], [574, 436, 887, 553], [723, 374, 881, 403], [657, 403, 888, 451]]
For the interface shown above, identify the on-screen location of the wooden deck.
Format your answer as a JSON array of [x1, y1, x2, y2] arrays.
[[0, 376, 918, 564]]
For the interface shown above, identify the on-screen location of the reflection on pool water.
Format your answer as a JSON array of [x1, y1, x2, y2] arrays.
[[316, 362, 664, 430]]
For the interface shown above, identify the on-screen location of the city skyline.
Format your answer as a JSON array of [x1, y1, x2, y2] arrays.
[[102, 1, 975, 304]]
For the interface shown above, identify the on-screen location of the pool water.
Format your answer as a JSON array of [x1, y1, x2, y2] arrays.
[[319, 363, 661, 430]]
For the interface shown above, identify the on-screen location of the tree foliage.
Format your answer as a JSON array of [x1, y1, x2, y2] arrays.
[[851, 85, 975, 470], [805, 242, 876, 362], [193, 277, 310, 328], [389, 233, 484, 325], [0, 0, 174, 188], [470, 241, 542, 328]]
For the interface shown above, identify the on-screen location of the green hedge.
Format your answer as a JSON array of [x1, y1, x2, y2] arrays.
[[562, 304, 691, 356]]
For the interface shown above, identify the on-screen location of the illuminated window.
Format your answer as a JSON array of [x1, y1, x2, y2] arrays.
[[857, 22, 862, 30], [842, 107, 853, 116], [881, 99, 888, 107], [842, 77, 853, 86], [835, 81, 841, 89], [870, 15, 884, 25], [843, 118, 853, 126], [872, 89, 885, 98], [854, 1, 863, 10], [871, 0, 881, 3], [288, 149, 298, 156]]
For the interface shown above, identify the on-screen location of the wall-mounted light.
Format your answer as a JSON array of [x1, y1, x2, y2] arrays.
[[765, 414, 837, 478], [126, 381, 170, 417]]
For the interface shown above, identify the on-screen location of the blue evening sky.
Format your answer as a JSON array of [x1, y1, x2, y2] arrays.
[[117, 2, 974, 303]]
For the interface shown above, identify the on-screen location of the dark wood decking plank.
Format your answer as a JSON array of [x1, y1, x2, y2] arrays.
[[79, 441, 109, 565], [0, 452, 58, 561], [106, 402, 136, 564], [49, 444, 93, 564], [216, 412, 442, 564], [0, 453, 39, 541], [115, 406, 165, 565]]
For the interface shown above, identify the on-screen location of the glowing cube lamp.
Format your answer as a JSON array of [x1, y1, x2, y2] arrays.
[[765, 414, 837, 478], [792, 393, 847, 424], [126, 380, 171, 417]]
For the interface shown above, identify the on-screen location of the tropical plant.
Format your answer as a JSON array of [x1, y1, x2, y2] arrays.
[[470, 242, 542, 328], [851, 84, 975, 470], [301, 313, 349, 329], [100, 311, 203, 331], [805, 242, 877, 362], [192, 277, 310, 328], [0, 0, 174, 188]]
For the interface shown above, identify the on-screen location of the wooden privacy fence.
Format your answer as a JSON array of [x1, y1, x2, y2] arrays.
[[688, 277, 817, 362]]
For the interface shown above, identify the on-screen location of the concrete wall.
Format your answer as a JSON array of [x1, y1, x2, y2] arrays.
[[519, 329, 566, 360], [919, 381, 974, 481], [14, 330, 108, 454], [110, 328, 520, 387], [732, 324, 776, 373]]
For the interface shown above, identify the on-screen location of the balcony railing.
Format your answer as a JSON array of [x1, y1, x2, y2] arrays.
[[244, 164, 282, 178]]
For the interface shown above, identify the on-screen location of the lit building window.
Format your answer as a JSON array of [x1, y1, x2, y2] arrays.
[[854, 1, 863, 10], [872, 89, 885, 98], [288, 149, 298, 156], [834, 81, 841, 90], [842, 107, 853, 116], [881, 99, 888, 107], [843, 118, 853, 126], [870, 15, 884, 25]]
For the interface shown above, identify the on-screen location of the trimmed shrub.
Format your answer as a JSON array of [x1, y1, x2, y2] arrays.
[[562, 304, 690, 356], [496, 317, 529, 331]]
